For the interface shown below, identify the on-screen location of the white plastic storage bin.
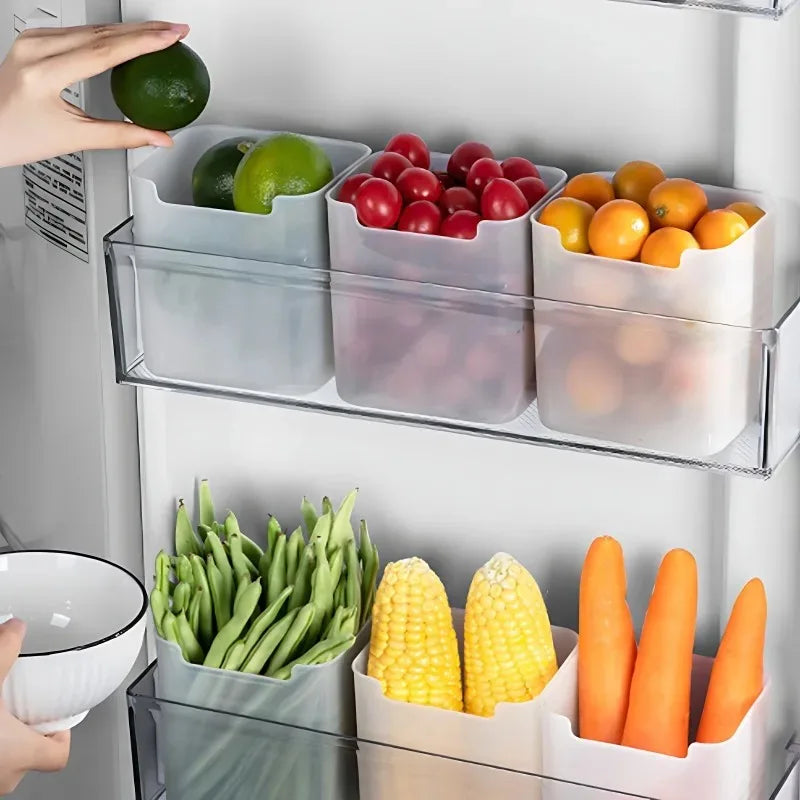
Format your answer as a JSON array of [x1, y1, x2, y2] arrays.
[[533, 299, 758, 457], [131, 124, 370, 265], [154, 626, 369, 800], [328, 152, 566, 294], [531, 175, 775, 328], [330, 270, 536, 424], [541, 652, 769, 800], [352, 609, 578, 800]]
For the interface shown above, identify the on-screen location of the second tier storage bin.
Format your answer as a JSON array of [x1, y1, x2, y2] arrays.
[[531, 177, 776, 457]]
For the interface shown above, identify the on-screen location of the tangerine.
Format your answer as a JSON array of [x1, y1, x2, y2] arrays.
[[640, 227, 699, 269], [538, 197, 595, 253], [587, 199, 650, 260], [647, 178, 708, 231], [725, 201, 765, 228], [613, 161, 666, 208], [692, 209, 748, 250], [562, 173, 615, 210]]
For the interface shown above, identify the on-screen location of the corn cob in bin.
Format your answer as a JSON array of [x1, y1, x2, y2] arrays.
[[367, 557, 463, 711], [464, 553, 558, 717]]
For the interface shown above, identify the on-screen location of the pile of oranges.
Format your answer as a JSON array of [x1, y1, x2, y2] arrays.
[[538, 161, 765, 268]]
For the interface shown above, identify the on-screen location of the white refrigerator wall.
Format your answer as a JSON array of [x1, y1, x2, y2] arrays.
[[127, 0, 800, 784]]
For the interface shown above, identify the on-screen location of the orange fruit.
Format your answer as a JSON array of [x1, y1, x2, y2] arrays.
[[587, 199, 650, 260], [539, 197, 595, 253], [562, 173, 615, 210], [612, 161, 666, 208], [726, 201, 765, 228], [647, 178, 708, 231], [565, 351, 623, 417], [640, 227, 699, 269], [692, 209, 748, 250]]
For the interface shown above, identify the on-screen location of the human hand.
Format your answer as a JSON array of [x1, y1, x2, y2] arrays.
[[0, 619, 71, 795], [0, 21, 190, 168]]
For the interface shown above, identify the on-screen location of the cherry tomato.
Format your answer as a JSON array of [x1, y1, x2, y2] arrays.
[[396, 167, 442, 204], [372, 152, 413, 184], [355, 178, 403, 228], [515, 176, 549, 208], [501, 157, 541, 182], [481, 178, 529, 221], [338, 173, 372, 205], [397, 200, 442, 234], [434, 170, 456, 190], [440, 210, 480, 240], [439, 186, 479, 217], [466, 158, 503, 198], [385, 133, 431, 169], [447, 141, 495, 183]]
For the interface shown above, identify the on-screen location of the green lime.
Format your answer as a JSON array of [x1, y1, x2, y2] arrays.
[[192, 138, 255, 210], [110, 42, 210, 132], [233, 134, 334, 215]]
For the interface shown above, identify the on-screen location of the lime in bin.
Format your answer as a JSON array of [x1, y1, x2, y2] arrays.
[[111, 42, 210, 132], [233, 134, 334, 215], [192, 138, 255, 210]]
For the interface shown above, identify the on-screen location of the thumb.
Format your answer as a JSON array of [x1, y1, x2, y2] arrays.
[[73, 118, 173, 152], [0, 618, 25, 683]]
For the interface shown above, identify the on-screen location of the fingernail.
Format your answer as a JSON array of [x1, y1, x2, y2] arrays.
[[2, 617, 26, 636], [158, 29, 182, 39], [168, 23, 190, 34]]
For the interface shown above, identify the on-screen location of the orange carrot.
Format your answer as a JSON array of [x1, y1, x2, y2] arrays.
[[578, 536, 637, 744], [621, 548, 697, 758], [696, 578, 766, 744]]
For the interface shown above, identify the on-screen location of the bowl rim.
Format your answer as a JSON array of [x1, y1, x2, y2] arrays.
[[1, 549, 147, 658]]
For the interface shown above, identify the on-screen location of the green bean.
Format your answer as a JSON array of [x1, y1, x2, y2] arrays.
[[229, 533, 250, 586], [338, 606, 358, 638], [271, 634, 355, 680], [362, 542, 380, 627], [155, 551, 172, 596], [149, 588, 168, 637], [224, 511, 264, 565], [333, 577, 346, 609], [221, 640, 247, 671], [329, 547, 344, 592], [176, 555, 194, 587], [286, 527, 303, 586], [309, 511, 332, 551], [330, 488, 358, 552], [267, 533, 287, 605], [172, 581, 191, 614], [266, 516, 282, 561], [288, 546, 315, 611], [162, 611, 179, 646], [188, 587, 202, 639], [206, 531, 234, 617], [240, 609, 299, 675], [258, 549, 271, 591], [358, 519, 373, 571], [176, 611, 204, 664], [345, 540, 362, 626], [197, 523, 212, 543], [203, 579, 262, 669], [306, 538, 334, 646], [198, 479, 216, 528], [206, 554, 231, 630], [233, 572, 251, 612], [323, 605, 347, 639], [189, 554, 214, 648], [175, 500, 201, 557], [242, 585, 292, 661], [266, 603, 315, 676], [300, 497, 318, 539], [321, 496, 334, 520]]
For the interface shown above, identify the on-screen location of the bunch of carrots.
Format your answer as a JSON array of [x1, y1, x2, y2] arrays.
[[578, 536, 766, 757]]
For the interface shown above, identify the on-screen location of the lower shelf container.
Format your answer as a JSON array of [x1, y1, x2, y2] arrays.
[[127, 661, 800, 800], [105, 218, 800, 477]]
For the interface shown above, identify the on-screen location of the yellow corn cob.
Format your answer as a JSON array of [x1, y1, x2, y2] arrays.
[[367, 557, 463, 711], [464, 552, 557, 717]]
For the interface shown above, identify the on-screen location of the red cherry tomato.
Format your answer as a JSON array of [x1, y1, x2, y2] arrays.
[[501, 157, 541, 182], [385, 133, 431, 170], [447, 141, 495, 183], [396, 167, 442, 204], [515, 176, 549, 208], [440, 210, 480, 240], [372, 152, 413, 184], [397, 200, 442, 234], [481, 178, 529, 221], [439, 186, 479, 217], [355, 178, 403, 228], [338, 173, 372, 205], [466, 158, 503, 198], [434, 170, 456, 190]]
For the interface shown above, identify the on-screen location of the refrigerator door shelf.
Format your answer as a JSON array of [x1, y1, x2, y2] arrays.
[[104, 218, 800, 478], [607, 0, 796, 20]]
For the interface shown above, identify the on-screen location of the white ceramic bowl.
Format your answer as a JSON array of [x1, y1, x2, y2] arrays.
[[0, 550, 147, 733]]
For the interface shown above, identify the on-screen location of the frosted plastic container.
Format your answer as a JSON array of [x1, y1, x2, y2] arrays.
[[533, 298, 758, 457], [127, 243, 334, 395], [531, 174, 775, 327], [131, 124, 371, 265], [353, 609, 578, 800], [541, 652, 769, 800], [328, 152, 567, 294], [330, 270, 536, 423], [154, 624, 369, 800]]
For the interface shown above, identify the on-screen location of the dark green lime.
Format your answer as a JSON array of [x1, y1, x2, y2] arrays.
[[110, 42, 210, 132], [192, 138, 255, 210]]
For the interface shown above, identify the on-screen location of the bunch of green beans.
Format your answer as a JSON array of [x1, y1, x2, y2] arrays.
[[149, 480, 379, 679]]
